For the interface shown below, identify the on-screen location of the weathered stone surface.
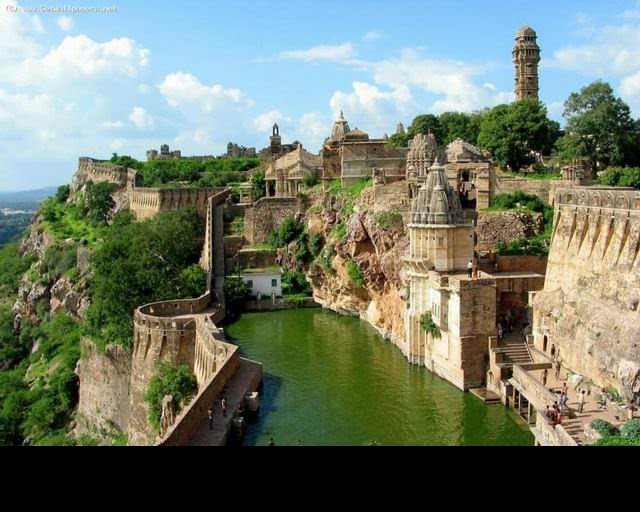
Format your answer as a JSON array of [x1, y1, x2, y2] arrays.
[[476, 210, 544, 253], [74, 339, 132, 445]]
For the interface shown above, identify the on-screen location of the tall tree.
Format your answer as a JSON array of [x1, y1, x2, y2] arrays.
[[557, 81, 640, 169], [477, 100, 559, 171]]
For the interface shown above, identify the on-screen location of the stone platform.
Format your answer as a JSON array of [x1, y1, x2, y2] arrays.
[[187, 358, 263, 447]]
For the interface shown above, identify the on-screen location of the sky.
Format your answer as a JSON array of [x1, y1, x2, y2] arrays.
[[2, 0, 640, 191]]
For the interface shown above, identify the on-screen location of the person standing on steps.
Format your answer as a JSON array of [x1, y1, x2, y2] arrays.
[[467, 260, 473, 279], [221, 397, 228, 418], [208, 406, 215, 431], [542, 368, 549, 387], [578, 390, 587, 414], [555, 360, 562, 381]]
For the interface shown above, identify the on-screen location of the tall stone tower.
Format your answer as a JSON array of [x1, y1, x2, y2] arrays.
[[513, 25, 541, 101]]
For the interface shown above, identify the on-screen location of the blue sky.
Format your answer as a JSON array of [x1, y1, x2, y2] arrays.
[[2, 0, 640, 191]]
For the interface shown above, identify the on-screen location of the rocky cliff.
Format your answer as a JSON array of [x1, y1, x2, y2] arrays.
[[301, 185, 409, 347]]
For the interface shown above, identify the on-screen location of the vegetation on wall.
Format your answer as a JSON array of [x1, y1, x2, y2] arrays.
[[346, 260, 365, 287], [223, 274, 251, 318], [420, 312, 441, 339], [145, 363, 197, 432], [489, 191, 554, 257], [109, 153, 259, 189]]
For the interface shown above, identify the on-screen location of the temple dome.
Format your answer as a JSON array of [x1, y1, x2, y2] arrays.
[[411, 158, 464, 225], [330, 111, 351, 142], [344, 128, 369, 141]]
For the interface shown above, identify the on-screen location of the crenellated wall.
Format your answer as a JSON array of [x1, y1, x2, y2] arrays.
[[129, 187, 227, 221], [533, 187, 640, 398]]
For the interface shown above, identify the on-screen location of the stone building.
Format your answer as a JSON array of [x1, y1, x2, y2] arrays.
[[561, 159, 592, 186], [260, 123, 300, 162], [406, 132, 440, 199], [265, 145, 323, 198], [404, 159, 495, 391], [445, 139, 494, 210], [147, 144, 182, 161], [513, 25, 541, 101], [322, 111, 408, 187], [226, 142, 257, 158]]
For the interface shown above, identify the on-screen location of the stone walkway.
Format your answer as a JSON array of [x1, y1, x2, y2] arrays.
[[528, 366, 623, 445], [187, 358, 262, 447]]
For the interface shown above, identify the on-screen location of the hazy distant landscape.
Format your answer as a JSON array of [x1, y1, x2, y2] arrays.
[[0, 187, 57, 247]]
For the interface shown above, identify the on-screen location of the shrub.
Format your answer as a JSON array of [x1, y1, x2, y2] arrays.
[[374, 212, 404, 231], [346, 260, 365, 287], [268, 216, 304, 249], [303, 174, 320, 189], [420, 312, 441, 339], [55, 185, 70, 203], [145, 363, 197, 431], [345, 177, 373, 198], [251, 170, 266, 200], [223, 275, 251, 317], [178, 265, 207, 298], [598, 167, 640, 189], [590, 419, 618, 437], [282, 270, 311, 296], [488, 191, 548, 213], [41, 243, 77, 281], [309, 233, 324, 260], [621, 419, 640, 443], [321, 246, 335, 272], [78, 181, 118, 226]]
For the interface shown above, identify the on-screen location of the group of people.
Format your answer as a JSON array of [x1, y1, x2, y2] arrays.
[[496, 310, 515, 340], [207, 396, 229, 431]]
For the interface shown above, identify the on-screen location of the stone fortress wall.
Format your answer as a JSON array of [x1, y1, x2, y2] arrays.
[[532, 187, 640, 398], [244, 197, 300, 246], [128, 293, 239, 446]]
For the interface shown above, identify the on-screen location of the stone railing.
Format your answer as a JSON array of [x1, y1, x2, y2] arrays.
[[137, 293, 212, 320], [157, 312, 239, 447], [513, 364, 558, 410], [534, 410, 579, 447]]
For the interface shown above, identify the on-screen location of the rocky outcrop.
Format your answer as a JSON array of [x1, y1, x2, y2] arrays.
[[303, 186, 409, 345], [476, 210, 544, 253], [74, 339, 132, 445]]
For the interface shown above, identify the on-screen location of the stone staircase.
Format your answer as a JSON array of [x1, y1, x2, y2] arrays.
[[477, 256, 496, 275], [500, 338, 534, 366]]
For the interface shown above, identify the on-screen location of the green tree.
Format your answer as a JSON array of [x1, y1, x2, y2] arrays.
[[598, 167, 640, 189], [387, 132, 410, 148], [477, 100, 559, 171], [223, 274, 251, 317], [251, 170, 266, 200], [439, 111, 487, 145], [557, 81, 640, 169], [178, 265, 207, 298], [55, 185, 70, 203], [79, 181, 118, 226], [145, 363, 197, 431], [407, 114, 444, 141], [85, 209, 204, 349]]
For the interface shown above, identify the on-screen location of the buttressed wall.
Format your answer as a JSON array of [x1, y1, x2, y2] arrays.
[[533, 187, 640, 398]]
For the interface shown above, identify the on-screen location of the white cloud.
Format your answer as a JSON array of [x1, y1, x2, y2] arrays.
[[280, 43, 355, 62], [138, 83, 151, 94], [330, 82, 416, 135], [129, 107, 154, 130], [253, 111, 292, 133], [12, 35, 150, 86], [57, 16, 74, 32], [365, 49, 512, 114], [158, 72, 245, 113], [363, 31, 385, 42], [101, 120, 124, 129], [297, 112, 328, 149]]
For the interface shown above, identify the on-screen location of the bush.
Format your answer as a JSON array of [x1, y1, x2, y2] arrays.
[[282, 270, 311, 296], [346, 260, 365, 287], [598, 167, 640, 189], [321, 246, 335, 272], [251, 170, 266, 200], [55, 185, 70, 203], [420, 312, 441, 339], [374, 212, 404, 231], [621, 419, 640, 443], [309, 233, 324, 259], [178, 265, 207, 298], [590, 419, 618, 437], [223, 275, 251, 317], [41, 243, 77, 281], [345, 177, 373, 198], [268, 216, 304, 249], [145, 363, 197, 432], [79, 181, 118, 226], [303, 174, 319, 189], [488, 191, 548, 213]]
